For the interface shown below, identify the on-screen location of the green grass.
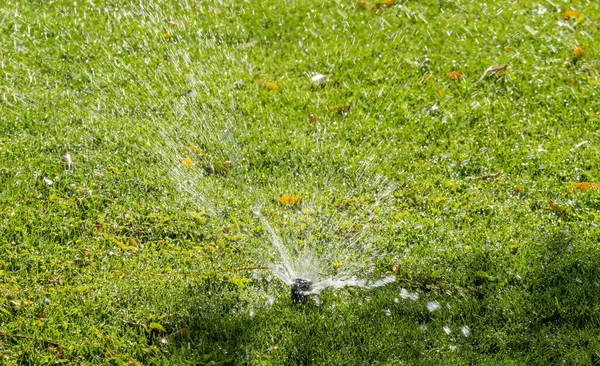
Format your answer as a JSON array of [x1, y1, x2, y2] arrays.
[[2, 0, 600, 364]]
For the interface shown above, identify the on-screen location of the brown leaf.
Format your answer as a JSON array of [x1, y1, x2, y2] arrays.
[[308, 114, 318, 127], [547, 198, 568, 217], [446, 71, 462, 79], [326, 105, 351, 114]]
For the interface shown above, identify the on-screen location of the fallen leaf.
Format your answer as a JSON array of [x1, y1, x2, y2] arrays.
[[110, 237, 137, 252], [515, 186, 522, 194], [371, 0, 396, 11], [562, 10, 580, 20], [263, 82, 279, 89], [547, 198, 568, 217], [573, 44, 584, 59], [504, 45, 515, 52], [355, 0, 369, 9], [446, 71, 462, 79], [161, 32, 175, 40], [180, 158, 193, 168], [239, 40, 257, 49], [326, 105, 351, 114], [308, 114, 318, 127], [391, 263, 398, 273], [185, 146, 206, 155], [168, 21, 183, 28], [474, 64, 507, 85], [148, 322, 166, 332], [567, 182, 600, 193], [278, 195, 302, 206]]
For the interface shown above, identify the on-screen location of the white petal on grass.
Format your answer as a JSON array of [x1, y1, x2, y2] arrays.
[[443, 326, 451, 335], [409, 292, 419, 301], [311, 73, 328, 85], [461, 325, 470, 337], [43, 177, 53, 186], [426, 301, 441, 312], [383, 309, 391, 317], [400, 288, 410, 299], [265, 296, 274, 307]]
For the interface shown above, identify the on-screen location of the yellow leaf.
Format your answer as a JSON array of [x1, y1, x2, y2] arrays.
[[567, 182, 600, 193], [110, 237, 137, 252], [278, 195, 302, 206], [562, 10, 580, 20], [573, 44, 584, 59], [263, 82, 279, 89], [161, 32, 175, 40], [180, 158, 193, 168], [446, 71, 462, 79]]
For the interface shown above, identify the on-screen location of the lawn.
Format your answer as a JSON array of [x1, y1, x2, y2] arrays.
[[1, 0, 600, 364]]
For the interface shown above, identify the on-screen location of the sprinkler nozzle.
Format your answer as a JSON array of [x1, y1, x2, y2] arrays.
[[291, 278, 313, 303]]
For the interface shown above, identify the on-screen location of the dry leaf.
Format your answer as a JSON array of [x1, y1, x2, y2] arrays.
[[371, 0, 396, 11], [562, 10, 580, 20], [475, 172, 502, 181], [180, 158, 193, 168], [308, 114, 318, 127], [263, 82, 279, 89], [474, 64, 507, 85], [278, 195, 302, 206], [61, 151, 73, 168], [326, 105, 351, 114], [446, 71, 462, 79], [515, 186, 522, 194], [355, 0, 369, 9], [573, 44, 584, 59], [239, 40, 257, 49], [185, 146, 206, 155], [547, 198, 568, 217], [168, 21, 183, 28], [161, 32, 175, 40], [567, 182, 600, 193], [504, 45, 515, 52]]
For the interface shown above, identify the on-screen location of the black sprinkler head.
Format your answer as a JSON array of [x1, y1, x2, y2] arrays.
[[291, 278, 313, 303]]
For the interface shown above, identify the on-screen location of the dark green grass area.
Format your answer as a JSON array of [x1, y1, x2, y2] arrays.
[[1, 0, 600, 364]]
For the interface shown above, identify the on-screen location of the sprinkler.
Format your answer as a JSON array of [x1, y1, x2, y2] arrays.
[[291, 278, 313, 303]]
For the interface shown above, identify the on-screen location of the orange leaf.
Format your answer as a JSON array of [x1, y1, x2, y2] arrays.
[[161, 32, 175, 40], [568, 182, 600, 193], [515, 186, 522, 194], [263, 82, 279, 89], [562, 10, 580, 20], [308, 114, 318, 127], [446, 71, 462, 79], [278, 195, 302, 206], [573, 44, 584, 59], [180, 158, 193, 168]]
